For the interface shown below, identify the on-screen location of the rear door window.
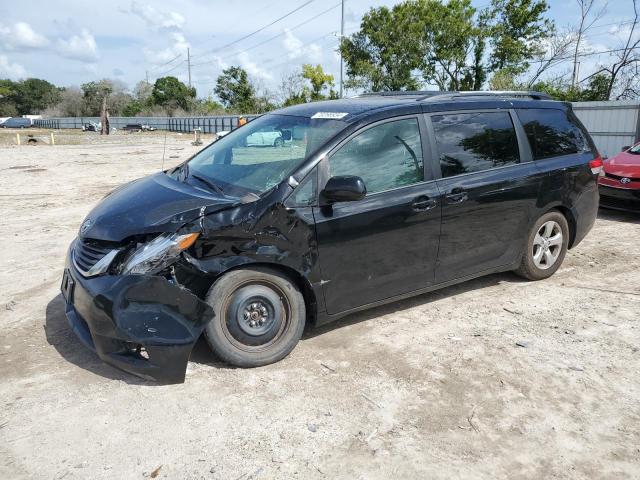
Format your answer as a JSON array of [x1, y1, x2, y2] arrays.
[[516, 108, 591, 160], [431, 111, 520, 178]]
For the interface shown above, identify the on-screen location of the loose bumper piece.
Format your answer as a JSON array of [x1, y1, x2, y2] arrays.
[[62, 248, 214, 383]]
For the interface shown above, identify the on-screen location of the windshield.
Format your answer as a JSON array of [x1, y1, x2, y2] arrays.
[[628, 143, 640, 154], [182, 113, 345, 197]]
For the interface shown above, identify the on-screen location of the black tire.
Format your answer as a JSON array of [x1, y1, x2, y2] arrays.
[[515, 210, 569, 281], [204, 267, 306, 367], [273, 137, 284, 147]]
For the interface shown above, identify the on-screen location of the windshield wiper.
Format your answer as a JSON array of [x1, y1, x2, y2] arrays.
[[190, 173, 225, 196]]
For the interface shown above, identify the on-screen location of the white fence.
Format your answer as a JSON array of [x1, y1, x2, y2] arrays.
[[572, 100, 640, 158]]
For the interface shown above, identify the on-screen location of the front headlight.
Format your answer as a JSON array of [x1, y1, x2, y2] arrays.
[[119, 232, 199, 275]]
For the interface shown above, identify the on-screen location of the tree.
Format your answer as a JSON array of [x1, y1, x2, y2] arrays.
[[214, 66, 258, 113], [485, 0, 554, 75], [339, 2, 426, 91], [45, 86, 84, 117], [571, 0, 607, 87], [531, 73, 610, 101], [80, 79, 133, 116], [524, 29, 576, 87], [12, 78, 61, 114], [301, 64, 338, 100], [277, 71, 306, 106], [592, 0, 640, 99], [133, 80, 153, 103], [151, 76, 196, 113], [0, 80, 18, 116], [420, 0, 478, 90]]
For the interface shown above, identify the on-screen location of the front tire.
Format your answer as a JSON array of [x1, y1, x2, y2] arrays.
[[273, 137, 284, 147], [204, 267, 306, 367], [515, 210, 569, 280]]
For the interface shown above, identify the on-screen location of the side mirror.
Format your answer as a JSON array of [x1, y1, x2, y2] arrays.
[[622, 145, 631, 151], [282, 130, 292, 141], [321, 175, 367, 204]]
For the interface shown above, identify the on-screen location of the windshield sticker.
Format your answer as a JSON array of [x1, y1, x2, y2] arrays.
[[311, 112, 348, 119]]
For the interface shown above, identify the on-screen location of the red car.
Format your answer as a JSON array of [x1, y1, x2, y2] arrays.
[[598, 143, 640, 212]]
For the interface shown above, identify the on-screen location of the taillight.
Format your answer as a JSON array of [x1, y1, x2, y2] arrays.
[[589, 155, 604, 175]]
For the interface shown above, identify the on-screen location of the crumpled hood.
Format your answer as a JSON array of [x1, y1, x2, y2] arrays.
[[80, 172, 237, 242], [605, 152, 640, 178]]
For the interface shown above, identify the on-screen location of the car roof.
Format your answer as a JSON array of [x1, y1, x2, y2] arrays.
[[274, 91, 569, 124]]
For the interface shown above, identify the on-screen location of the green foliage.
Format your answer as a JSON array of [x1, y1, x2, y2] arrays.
[[420, 0, 479, 90], [122, 100, 144, 117], [485, 0, 553, 74], [0, 79, 17, 116], [532, 74, 611, 101], [339, 2, 426, 91], [301, 64, 337, 100], [214, 66, 258, 113], [342, 0, 554, 92], [151, 76, 196, 112], [0, 78, 61, 115], [282, 64, 338, 105]]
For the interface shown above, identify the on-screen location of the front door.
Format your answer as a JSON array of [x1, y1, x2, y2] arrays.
[[427, 110, 544, 283], [313, 116, 442, 314]]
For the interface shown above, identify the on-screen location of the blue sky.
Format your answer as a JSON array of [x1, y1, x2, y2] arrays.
[[0, 0, 636, 97]]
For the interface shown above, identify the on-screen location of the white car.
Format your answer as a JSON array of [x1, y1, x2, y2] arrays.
[[245, 130, 285, 147]]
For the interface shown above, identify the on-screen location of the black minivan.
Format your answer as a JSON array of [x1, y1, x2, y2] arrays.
[[61, 91, 601, 382]]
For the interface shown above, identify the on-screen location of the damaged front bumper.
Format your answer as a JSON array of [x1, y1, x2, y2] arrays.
[[61, 245, 214, 383]]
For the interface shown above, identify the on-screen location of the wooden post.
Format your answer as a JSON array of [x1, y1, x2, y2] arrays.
[[16, 133, 20, 145], [50, 132, 55, 145]]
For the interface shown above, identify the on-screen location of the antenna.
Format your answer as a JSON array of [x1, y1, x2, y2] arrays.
[[161, 128, 168, 171]]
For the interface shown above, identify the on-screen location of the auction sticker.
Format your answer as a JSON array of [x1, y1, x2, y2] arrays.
[[311, 112, 349, 119]]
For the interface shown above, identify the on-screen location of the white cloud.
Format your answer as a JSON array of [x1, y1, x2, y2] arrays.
[[282, 29, 323, 63], [143, 31, 189, 63], [130, 2, 190, 67], [237, 52, 272, 80], [56, 29, 99, 62], [0, 21, 48, 50], [0, 55, 26, 79], [130, 2, 185, 31]]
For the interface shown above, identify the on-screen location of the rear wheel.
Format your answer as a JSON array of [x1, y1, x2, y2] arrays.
[[515, 211, 569, 280], [204, 267, 305, 367]]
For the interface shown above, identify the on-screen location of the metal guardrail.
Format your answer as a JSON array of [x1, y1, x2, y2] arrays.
[[32, 115, 258, 134]]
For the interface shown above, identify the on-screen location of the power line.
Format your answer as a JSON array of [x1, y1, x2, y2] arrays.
[[147, 53, 184, 73], [155, 59, 188, 77], [191, 2, 341, 68], [528, 45, 640, 64], [191, 0, 316, 61]]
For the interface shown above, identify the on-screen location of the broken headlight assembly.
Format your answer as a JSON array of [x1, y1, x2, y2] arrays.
[[118, 232, 199, 275]]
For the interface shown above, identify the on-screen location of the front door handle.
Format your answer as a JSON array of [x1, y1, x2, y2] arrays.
[[445, 188, 468, 204], [412, 196, 438, 211]]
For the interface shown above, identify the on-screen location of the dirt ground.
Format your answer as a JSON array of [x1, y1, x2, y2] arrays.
[[0, 132, 639, 480]]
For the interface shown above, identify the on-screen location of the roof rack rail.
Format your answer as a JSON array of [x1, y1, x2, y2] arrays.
[[417, 90, 552, 101], [355, 90, 551, 101], [356, 91, 454, 98]]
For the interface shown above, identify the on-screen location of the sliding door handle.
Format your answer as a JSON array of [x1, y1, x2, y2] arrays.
[[445, 188, 468, 204], [412, 196, 438, 211]]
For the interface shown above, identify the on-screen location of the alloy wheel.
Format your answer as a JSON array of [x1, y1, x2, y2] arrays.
[[532, 220, 563, 270]]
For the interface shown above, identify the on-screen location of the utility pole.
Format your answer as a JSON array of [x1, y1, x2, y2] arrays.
[[145, 70, 149, 84], [340, 0, 345, 98], [187, 48, 192, 88]]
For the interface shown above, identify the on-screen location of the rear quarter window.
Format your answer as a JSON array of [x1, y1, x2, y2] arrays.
[[516, 108, 591, 160]]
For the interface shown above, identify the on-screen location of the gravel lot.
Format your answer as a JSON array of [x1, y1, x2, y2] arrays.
[[1, 131, 639, 480]]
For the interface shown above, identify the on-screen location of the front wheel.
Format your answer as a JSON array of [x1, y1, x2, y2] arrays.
[[204, 267, 306, 367], [515, 211, 569, 280], [273, 137, 284, 147]]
